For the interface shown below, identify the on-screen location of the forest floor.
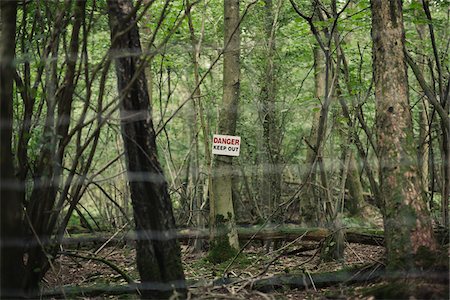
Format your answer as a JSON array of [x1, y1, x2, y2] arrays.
[[43, 236, 449, 299]]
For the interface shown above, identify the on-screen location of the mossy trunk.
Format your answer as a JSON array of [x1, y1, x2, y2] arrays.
[[345, 151, 365, 216], [320, 214, 345, 262], [371, 0, 436, 271], [209, 0, 240, 252], [211, 161, 240, 251], [208, 214, 239, 263]]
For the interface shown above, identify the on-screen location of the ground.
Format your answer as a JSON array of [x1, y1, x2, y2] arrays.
[[43, 238, 401, 299], [43, 226, 449, 300]]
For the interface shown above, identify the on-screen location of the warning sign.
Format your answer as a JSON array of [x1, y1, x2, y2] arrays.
[[212, 134, 241, 157]]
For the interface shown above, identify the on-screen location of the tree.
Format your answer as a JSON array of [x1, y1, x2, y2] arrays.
[[209, 0, 241, 258], [290, 0, 347, 261], [107, 0, 186, 297], [371, 0, 436, 270], [259, 0, 282, 225], [0, 1, 25, 297], [300, 39, 325, 226], [186, 1, 208, 251], [1, 0, 104, 295], [412, 0, 430, 209], [404, 0, 449, 229]]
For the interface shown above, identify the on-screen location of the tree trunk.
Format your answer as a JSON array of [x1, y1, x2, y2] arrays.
[[413, 2, 430, 207], [345, 151, 366, 216], [107, 0, 186, 298], [209, 0, 241, 257], [371, 0, 436, 270], [0, 1, 25, 298], [186, 5, 206, 251], [22, 2, 86, 293], [260, 0, 281, 224], [300, 44, 324, 227]]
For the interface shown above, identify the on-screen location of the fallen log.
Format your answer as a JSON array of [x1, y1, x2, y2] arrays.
[[252, 266, 449, 294], [235, 226, 384, 245], [252, 264, 385, 292], [41, 281, 191, 299], [41, 284, 138, 298], [59, 226, 385, 247]]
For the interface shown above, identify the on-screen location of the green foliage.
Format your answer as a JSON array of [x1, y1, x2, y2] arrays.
[[9, 0, 447, 271], [66, 213, 86, 234], [342, 215, 377, 229], [195, 252, 252, 274]]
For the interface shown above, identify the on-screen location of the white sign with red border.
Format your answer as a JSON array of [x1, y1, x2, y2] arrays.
[[212, 134, 241, 157]]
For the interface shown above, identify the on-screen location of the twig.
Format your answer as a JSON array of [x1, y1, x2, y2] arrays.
[[59, 251, 135, 284], [93, 223, 128, 256], [345, 242, 363, 264], [306, 270, 317, 292], [253, 232, 311, 278]]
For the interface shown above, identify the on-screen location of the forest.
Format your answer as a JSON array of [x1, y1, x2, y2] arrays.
[[0, 0, 449, 299]]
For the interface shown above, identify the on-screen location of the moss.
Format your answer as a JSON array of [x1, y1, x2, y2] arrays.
[[342, 215, 379, 229], [66, 214, 85, 233], [208, 235, 238, 264], [195, 253, 253, 274], [208, 214, 238, 264]]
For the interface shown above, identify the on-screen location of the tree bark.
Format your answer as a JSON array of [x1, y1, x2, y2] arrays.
[[186, 4, 206, 251], [413, 1, 430, 207], [260, 0, 281, 223], [107, 0, 186, 298], [300, 44, 324, 227], [345, 151, 366, 216], [371, 0, 436, 270], [210, 0, 241, 253], [0, 1, 25, 298]]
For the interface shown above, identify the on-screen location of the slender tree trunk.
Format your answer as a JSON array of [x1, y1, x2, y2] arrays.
[[0, 1, 25, 297], [333, 12, 366, 218], [186, 4, 205, 251], [300, 44, 324, 226], [210, 0, 241, 255], [142, 0, 154, 105], [371, 0, 436, 270], [441, 122, 449, 229], [422, 0, 450, 229], [260, 0, 281, 224], [24, 2, 86, 292], [345, 152, 365, 216], [107, 0, 186, 298], [413, 1, 430, 206]]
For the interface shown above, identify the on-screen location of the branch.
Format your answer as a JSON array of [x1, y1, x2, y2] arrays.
[[59, 251, 135, 284], [155, 0, 258, 136], [405, 50, 449, 129]]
